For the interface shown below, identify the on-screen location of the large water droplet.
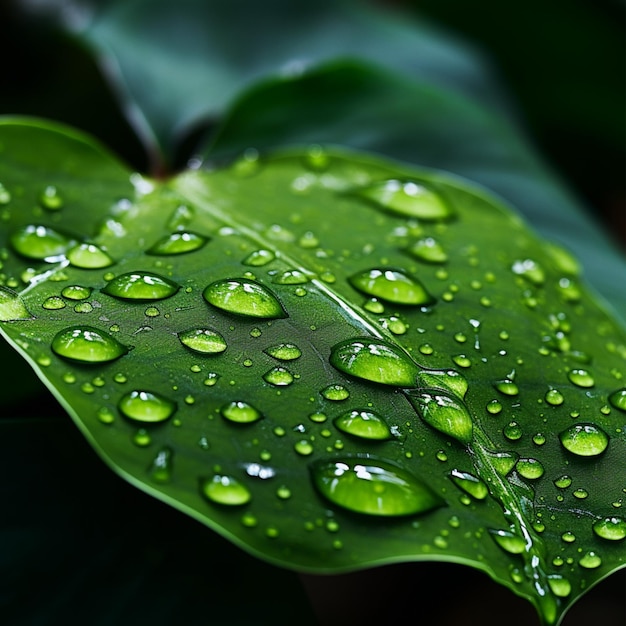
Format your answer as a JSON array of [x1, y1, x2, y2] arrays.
[[333, 409, 392, 441], [51, 326, 128, 363], [608, 388, 626, 412], [201, 474, 251, 506], [178, 328, 227, 354], [311, 456, 443, 516], [348, 268, 434, 305], [418, 368, 467, 399], [329, 337, 418, 387], [511, 259, 545, 286], [118, 390, 176, 423], [67, 243, 114, 269], [10, 224, 72, 261], [450, 469, 488, 500], [354, 179, 453, 220], [559, 423, 609, 456], [102, 271, 180, 300], [220, 401, 262, 424], [592, 516, 626, 541], [147, 231, 208, 255], [408, 391, 473, 443], [489, 529, 526, 554], [264, 343, 301, 361], [567, 368, 595, 388], [203, 278, 286, 319], [0, 286, 31, 321], [407, 237, 448, 264]]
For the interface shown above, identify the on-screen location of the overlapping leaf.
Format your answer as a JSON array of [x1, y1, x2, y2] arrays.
[[1, 119, 624, 625]]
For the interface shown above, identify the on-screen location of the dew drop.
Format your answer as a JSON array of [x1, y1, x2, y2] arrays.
[[132, 428, 151, 447], [545, 389, 564, 406], [407, 237, 448, 264], [608, 388, 626, 412], [450, 469, 488, 500], [408, 391, 473, 443], [311, 456, 444, 516], [452, 355, 471, 368], [348, 268, 434, 305], [364, 298, 385, 314], [96, 406, 115, 424], [321, 384, 350, 401], [532, 433, 546, 446], [220, 400, 262, 424], [263, 366, 294, 386], [149, 446, 173, 483], [51, 325, 127, 363], [333, 409, 392, 441], [485, 449, 518, 476], [503, 421, 522, 441], [294, 440, 314, 456], [178, 328, 227, 354], [118, 390, 176, 423], [418, 368, 468, 399], [242, 249, 275, 267], [277, 485, 292, 500], [593, 516, 626, 541], [67, 243, 114, 269], [561, 531, 576, 543], [0, 286, 31, 321], [329, 337, 418, 387], [61, 285, 91, 300], [272, 269, 309, 285], [489, 529, 526, 554], [548, 575, 572, 598], [147, 231, 208, 255], [354, 179, 453, 220], [201, 475, 251, 506], [494, 378, 519, 396], [573, 488, 588, 499], [10, 224, 72, 261], [419, 343, 434, 355], [559, 423, 609, 456], [203, 278, 286, 319], [554, 475, 572, 489], [102, 271, 180, 301], [578, 551, 602, 569], [515, 458, 544, 480], [567, 368, 595, 388], [379, 315, 408, 335], [39, 185, 63, 210], [511, 259, 545, 286], [486, 399, 503, 415], [264, 342, 302, 361]]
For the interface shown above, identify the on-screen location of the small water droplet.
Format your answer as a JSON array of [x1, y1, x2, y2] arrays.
[[494, 378, 519, 396], [272, 269, 309, 285], [557, 277, 581, 302], [486, 399, 503, 415], [321, 384, 350, 401], [51, 325, 127, 363], [10, 224, 72, 261], [264, 342, 302, 361], [0, 286, 31, 321], [407, 237, 448, 264], [450, 469, 488, 500], [96, 406, 115, 424], [39, 185, 63, 210], [418, 368, 468, 399], [118, 390, 176, 423], [348, 268, 434, 305], [419, 343, 434, 355], [561, 531, 576, 543], [578, 551, 602, 569], [178, 328, 227, 354], [203, 278, 286, 319], [452, 355, 471, 368], [147, 231, 208, 255], [573, 488, 588, 499], [42, 296, 66, 310], [592, 516, 626, 541], [354, 179, 453, 220], [554, 475, 572, 489], [242, 249, 275, 267], [61, 285, 92, 300], [102, 271, 180, 300], [559, 423, 609, 456], [201, 474, 251, 506], [547, 574, 572, 598], [511, 259, 545, 285], [608, 388, 626, 412], [545, 389, 564, 406], [0, 182, 11, 204], [567, 368, 595, 388], [263, 366, 294, 386], [329, 337, 418, 387], [149, 446, 173, 483], [132, 428, 151, 447], [408, 391, 473, 443], [67, 243, 114, 269], [489, 529, 526, 554], [532, 433, 546, 446], [515, 458, 544, 479], [311, 456, 444, 516], [503, 421, 522, 441], [220, 401, 262, 424], [294, 440, 314, 456], [334, 409, 392, 441], [485, 449, 518, 476], [379, 315, 408, 335], [364, 298, 385, 313]]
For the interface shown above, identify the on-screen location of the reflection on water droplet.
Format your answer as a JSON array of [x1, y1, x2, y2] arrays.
[[221, 400, 262, 424], [450, 469, 488, 500], [0, 286, 31, 321], [334, 409, 392, 441], [418, 368, 467, 399], [407, 237, 448, 264], [265, 343, 302, 361], [311, 456, 444, 516], [118, 390, 176, 423], [263, 366, 294, 386], [354, 179, 453, 220], [178, 328, 227, 354], [608, 388, 626, 412], [147, 231, 208, 255], [548, 575, 572, 598], [61, 285, 91, 300], [10, 224, 72, 261], [559, 423, 609, 456], [203, 278, 286, 319], [201, 475, 251, 506], [67, 243, 114, 269], [349, 268, 434, 305], [593, 516, 626, 541], [408, 391, 473, 443], [321, 384, 349, 401], [567, 368, 595, 388], [51, 326, 127, 363], [511, 259, 545, 285], [515, 458, 544, 479], [102, 271, 180, 300], [489, 529, 526, 554], [149, 446, 173, 483], [329, 337, 418, 387]]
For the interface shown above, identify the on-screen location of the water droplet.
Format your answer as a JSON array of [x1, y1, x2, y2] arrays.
[[561, 531, 576, 543], [436, 450, 448, 462], [486, 399, 503, 415], [554, 475, 572, 489], [0, 286, 31, 321], [511, 259, 545, 285], [97, 406, 115, 424], [51, 326, 127, 363], [203, 278, 286, 319], [118, 390, 177, 423], [418, 368, 468, 398], [408, 391, 473, 443], [149, 446, 173, 483], [485, 450, 518, 476], [178, 328, 227, 354], [559, 423, 609, 456], [379, 315, 408, 335], [132, 429, 151, 447], [547, 575, 572, 598], [147, 231, 208, 255], [489, 529, 526, 554], [567, 368, 595, 388], [264, 343, 301, 361], [0, 182, 11, 204], [61, 285, 91, 300], [102, 271, 180, 301], [294, 440, 314, 456], [503, 422, 522, 441], [578, 551, 602, 569], [276, 485, 292, 499], [220, 401, 262, 424], [272, 269, 309, 285], [494, 379, 519, 396], [364, 298, 385, 313], [41, 296, 65, 310], [354, 179, 453, 220], [311, 456, 444, 516], [532, 433, 546, 446], [608, 388, 626, 412], [450, 469, 488, 500], [263, 366, 294, 386], [329, 337, 418, 387], [419, 343, 434, 355], [348, 268, 434, 305], [557, 277, 581, 302], [593, 516, 626, 541], [201, 475, 251, 506], [333, 409, 392, 441], [39, 185, 63, 210], [321, 384, 349, 401], [242, 249, 275, 267], [407, 237, 448, 264], [573, 488, 588, 499], [10, 224, 72, 261], [67, 243, 114, 269], [545, 389, 564, 406], [452, 355, 471, 368], [515, 458, 544, 479]]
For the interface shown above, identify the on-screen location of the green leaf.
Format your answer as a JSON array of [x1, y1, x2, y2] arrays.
[[1, 119, 624, 625]]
